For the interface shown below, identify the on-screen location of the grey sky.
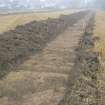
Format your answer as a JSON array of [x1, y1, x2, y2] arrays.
[[0, 0, 95, 9]]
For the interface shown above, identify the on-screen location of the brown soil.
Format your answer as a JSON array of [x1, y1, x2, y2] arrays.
[[0, 11, 87, 77], [0, 11, 93, 105], [59, 12, 101, 105]]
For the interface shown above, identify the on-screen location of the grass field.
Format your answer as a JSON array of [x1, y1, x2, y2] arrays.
[[0, 9, 79, 33], [94, 11, 105, 58], [93, 11, 105, 104]]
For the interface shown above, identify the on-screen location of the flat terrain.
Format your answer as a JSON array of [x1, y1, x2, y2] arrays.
[[1, 10, 105, 105], [93, 11, 105, 105], [0, 9, 80, 33], [0, 11, 92, 105], [0, 10, 105, 105]]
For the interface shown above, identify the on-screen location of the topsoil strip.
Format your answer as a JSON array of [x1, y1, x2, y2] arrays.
[[0, 11, 88, 77], [58, 12, 101, 105]]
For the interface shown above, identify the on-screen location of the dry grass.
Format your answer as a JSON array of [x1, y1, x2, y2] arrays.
[[0, 11, 87, 105], [94, 11, 105, 74], [0, 9, 78, 33], [93, 11, 105, 104], [94, 11, 105, 59]]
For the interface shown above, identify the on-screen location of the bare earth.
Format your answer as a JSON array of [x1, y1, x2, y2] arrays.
[[0, 10, 79, 33], [0, 13, 91, 105]]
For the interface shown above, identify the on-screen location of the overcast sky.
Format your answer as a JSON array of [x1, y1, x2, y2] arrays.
[[0, 0, 94, 9], [0, 0, 90, 3]]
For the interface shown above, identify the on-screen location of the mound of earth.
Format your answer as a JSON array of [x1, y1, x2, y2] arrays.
[[0, 11, 88, 77]]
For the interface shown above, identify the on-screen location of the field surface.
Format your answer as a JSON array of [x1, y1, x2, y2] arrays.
[[0, 10, 92, 105], [0, 9, 80, 33], [0, 10, 105, 105], [93, 11, 105, 105]]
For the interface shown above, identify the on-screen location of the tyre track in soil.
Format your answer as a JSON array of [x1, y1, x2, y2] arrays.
[[0, 12, 92, 105]]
